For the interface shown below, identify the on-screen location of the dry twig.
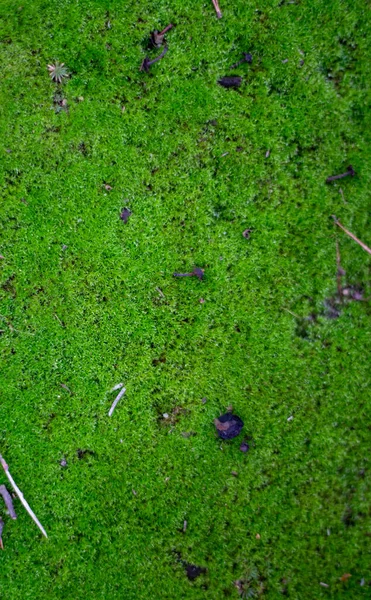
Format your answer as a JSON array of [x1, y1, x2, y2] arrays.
[[326, 165, 355, 183], [0, 455, 47, 538], [282, 307, 301, 319], [110, 382, 124, 393], [108, 387, 126, 416], [333, 217, 371, 256], [211, 0, 222, 18]]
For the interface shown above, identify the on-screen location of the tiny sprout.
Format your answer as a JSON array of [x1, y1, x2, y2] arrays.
[[47, 62, 68, 83]]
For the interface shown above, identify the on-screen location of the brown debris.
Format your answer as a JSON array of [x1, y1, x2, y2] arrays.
[[214, 413, 244, 439], [173, 267, 204, 280], [230, 53, 252, 69], [140, 46, 168, 72], [0, 485, 17, 519], [120, 208, 131, 223], [185, 563, 206, 580], [326, 165, 355, 183], [218, 76, 242, 88], [151, 24, 174, 47]]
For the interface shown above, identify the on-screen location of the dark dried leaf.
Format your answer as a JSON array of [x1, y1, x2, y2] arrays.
[[242, 229, 252, 239], [185, 564, 206, 580], [120, 208, 131, 223], [214, 413, 244, 439], [218, 76, 242, 88]]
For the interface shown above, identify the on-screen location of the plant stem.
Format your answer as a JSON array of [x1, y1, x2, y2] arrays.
[[0, 455, 47, 538]]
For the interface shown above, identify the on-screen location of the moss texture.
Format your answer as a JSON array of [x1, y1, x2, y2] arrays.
[[0, 0, 371, 597]]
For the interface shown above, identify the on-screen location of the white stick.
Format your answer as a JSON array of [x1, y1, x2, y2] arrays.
[[108, 387, 126, 416], [0, 455, 48, 538], [110, 382, 124, 393]]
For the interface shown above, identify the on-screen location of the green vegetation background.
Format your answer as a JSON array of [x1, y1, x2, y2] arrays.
[[0, 0, 371, 597]]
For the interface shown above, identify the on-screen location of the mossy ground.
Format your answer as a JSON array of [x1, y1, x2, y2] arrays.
[[1, 0, 371, 597]]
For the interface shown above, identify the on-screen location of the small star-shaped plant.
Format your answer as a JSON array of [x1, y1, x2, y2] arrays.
[[47, 62, 68, 83]]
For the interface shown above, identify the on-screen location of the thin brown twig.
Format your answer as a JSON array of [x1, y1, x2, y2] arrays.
[[211, 0, 222, 18], [282, 307, 301, 320], [159, 24, 174, 36], [0, 485, 17, 519], [54, 313, 64, 327], [326, 165, 355, 183], [140, 46, 168, 72], [333, 217, 371, 256], [0, 455, 48, 538], [339, 187, 347, 205], [0, 315, 35, 336]]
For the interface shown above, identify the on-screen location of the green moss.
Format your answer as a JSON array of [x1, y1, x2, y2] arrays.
[[0, 0, 371, 597]]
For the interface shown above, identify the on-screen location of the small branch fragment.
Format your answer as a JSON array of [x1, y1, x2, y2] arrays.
[[151, 24, 174, 47], [282, 307, 301, 319], [173, 267, 204, 280], [0, 455, 47, 538], [0, 485, 17, 519], [211, 0, 222, 18], [140, 46, 168, 72], [332, 216, 371, 256], [60, 383, 72, 394], [108, 386, 126, 417], [326, 165, 355, 183], [218, 76, 242, 88], [110, 382, 124, 393]]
